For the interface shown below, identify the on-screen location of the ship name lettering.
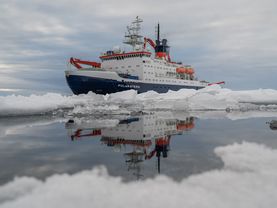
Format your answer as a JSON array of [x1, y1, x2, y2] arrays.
[[118, 84, 140, 89]]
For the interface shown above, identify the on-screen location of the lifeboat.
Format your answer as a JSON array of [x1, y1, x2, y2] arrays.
[[183, 66, 194, 75], [176, 67, 194, 75], [185, 67, 194, 75], [176, 67, 187, 74]]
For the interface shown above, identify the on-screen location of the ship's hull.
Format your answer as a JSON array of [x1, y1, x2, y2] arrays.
[[65, 70, 206, 95]]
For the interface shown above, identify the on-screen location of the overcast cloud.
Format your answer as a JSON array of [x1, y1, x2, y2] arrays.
[[0, 0, 276, 92]]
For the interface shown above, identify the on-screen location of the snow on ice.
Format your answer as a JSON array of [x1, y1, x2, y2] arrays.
[[0, 142, 277, 208], [0, 85, 277, 116]]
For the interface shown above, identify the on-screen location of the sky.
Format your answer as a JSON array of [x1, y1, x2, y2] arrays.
[[0, 0, 276, 94]]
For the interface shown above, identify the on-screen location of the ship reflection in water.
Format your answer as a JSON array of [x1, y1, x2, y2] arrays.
[[65, 114, 195, 179]]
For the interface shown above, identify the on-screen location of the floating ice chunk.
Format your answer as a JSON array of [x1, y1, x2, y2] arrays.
[[0, 177, 42, 204], [106, 90, 137, 104], [1, 86, 277, 116], [72, 104, 119, 114], [136, 90, 160, 100], [0, 92, 104, 116], [0, 93, 68, 116], [0, 142, 277, 208], [215, 142, 277, 172]]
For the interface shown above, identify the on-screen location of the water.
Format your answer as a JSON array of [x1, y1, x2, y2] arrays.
[[0, 111, 276, 185]]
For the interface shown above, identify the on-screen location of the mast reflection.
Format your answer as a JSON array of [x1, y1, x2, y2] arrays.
[[65, 114, 195, 179]]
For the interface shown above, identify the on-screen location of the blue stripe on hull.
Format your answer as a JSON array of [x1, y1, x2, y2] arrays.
[[66, 75, 204, 95]]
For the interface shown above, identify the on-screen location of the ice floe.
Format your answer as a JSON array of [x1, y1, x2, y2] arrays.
[[1, 85, 277, 116], [0, 142, 276, 208]]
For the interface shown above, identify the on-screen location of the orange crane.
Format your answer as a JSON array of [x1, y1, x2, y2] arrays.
[[70, 57, 101, 69]]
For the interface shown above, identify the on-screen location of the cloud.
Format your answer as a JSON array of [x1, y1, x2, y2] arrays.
[[0, 0, 276, 91], [0, 142, 276, 207]]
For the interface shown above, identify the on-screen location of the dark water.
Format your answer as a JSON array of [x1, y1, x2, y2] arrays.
[[0, 112, 276, 184]]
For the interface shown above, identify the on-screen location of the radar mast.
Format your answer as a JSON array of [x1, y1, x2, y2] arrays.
[[124, 16, 144, 50]]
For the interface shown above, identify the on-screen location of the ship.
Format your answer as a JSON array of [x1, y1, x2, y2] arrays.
[[65, 17, 224, 95]]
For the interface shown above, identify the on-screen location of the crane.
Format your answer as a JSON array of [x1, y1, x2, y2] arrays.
[[69, 57, 101, 69]]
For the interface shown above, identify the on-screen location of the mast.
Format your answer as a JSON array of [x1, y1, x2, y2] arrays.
[[155, 23, 160, 48], [124, 16, 144, 50], [157, 23, 160, 41]]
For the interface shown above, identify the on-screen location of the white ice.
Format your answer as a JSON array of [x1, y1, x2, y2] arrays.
[[0, 142, 277, 208], [1, 85, 277, 116]]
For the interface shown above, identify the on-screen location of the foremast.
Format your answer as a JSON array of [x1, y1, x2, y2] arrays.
[[123, 16, 144, 50]]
